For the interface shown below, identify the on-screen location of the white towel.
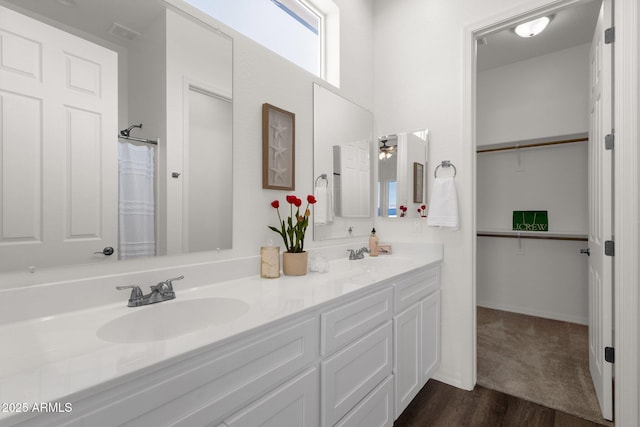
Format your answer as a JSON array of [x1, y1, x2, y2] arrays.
[[426, 177, 459, 230], [314, 186, 334, 225]]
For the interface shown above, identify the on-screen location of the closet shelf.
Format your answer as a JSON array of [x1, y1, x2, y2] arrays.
[[476, 137, 587, 154], [477, 229, 588, 242]]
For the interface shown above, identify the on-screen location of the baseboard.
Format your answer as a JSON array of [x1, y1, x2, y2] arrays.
[[431, 371, 473, 391], [477, 301, 588, 325]]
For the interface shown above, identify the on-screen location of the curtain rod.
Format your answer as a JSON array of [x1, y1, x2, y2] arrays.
[[476, 137, 588, 154], [477, 232, 588, 242], [118, 135, 158, 145]]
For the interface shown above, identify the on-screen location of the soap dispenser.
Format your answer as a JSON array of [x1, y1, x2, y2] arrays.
[[369, 228, 379, 256]]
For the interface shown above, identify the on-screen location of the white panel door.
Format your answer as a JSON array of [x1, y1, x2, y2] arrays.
[[588, 0, 613, 420], [393, 303, 421, 418], [339, 144, 370, 218], [0, 6, 118, 271]]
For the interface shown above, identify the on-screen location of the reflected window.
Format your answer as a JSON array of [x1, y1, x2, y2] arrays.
[[387, 181, 397, 217], [185, 0, 330, 79], [378, 180, 397, 217]]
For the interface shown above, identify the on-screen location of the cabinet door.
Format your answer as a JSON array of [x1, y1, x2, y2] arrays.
[[421, 290, 441, 383], [393, 303, 421, 418], [322, 322, 392, 427], [224, 367, 319, 427]]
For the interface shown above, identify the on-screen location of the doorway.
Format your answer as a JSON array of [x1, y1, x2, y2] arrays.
[[471, 0, 613, 423]]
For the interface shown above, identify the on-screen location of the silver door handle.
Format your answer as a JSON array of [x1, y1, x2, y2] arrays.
[[94, 246, 114, 256], [580, 248, 590, 256]]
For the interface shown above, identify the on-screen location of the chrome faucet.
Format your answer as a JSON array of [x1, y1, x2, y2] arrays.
[[117, 275, 184, 307], [347, 247, 370, 260]]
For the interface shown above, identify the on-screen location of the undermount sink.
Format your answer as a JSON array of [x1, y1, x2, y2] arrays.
[[97, 297, 250, 343]]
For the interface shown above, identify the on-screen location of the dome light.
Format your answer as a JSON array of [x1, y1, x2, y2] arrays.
[[515, 16, 550, 38]]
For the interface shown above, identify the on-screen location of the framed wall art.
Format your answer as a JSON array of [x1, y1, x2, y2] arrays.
[[262, 103, 295, 190], [413, 162, 424, 203]]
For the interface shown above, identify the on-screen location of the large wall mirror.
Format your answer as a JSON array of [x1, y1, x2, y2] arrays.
[[313, 84, 374, 240], [377, 130, 429, 218], [0, 0, 233, 277]]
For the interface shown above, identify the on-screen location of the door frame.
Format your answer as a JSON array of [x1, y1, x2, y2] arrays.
[[463, 0, 639, 424]]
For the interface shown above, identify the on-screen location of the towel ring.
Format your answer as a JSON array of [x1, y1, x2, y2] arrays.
[[315, 173, 328, 188], [434, 160, 457, 178]]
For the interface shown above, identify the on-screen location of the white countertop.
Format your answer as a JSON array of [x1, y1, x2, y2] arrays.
[[0, 243, 442, 422]]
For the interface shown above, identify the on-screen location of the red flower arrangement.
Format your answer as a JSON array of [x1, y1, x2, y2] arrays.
[[418, 204, 427, 217], [399, 205, 408, 217], [269, 195, 317, 253]]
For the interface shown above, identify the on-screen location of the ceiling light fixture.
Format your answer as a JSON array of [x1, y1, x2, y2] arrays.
[[379, 139, 396, 160], [515, 16, 550, 38]]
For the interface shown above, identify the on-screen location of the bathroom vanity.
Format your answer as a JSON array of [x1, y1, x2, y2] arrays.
[[0, 243, 441, 426]]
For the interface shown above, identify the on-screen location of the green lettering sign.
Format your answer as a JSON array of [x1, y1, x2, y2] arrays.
[[513, 211, 548, 232]]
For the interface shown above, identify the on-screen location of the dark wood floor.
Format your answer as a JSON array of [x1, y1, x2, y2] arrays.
[[394, 380, 609, 427]]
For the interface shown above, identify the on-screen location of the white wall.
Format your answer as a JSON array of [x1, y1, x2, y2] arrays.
[[477, 237, 588, 323], [477, 44, 590, 146], [477, 143, 588, 234]]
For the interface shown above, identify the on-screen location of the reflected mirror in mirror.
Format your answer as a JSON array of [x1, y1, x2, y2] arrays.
[[377, 130, 429, 218], [0, 0, 233, 276], [313, 84, 374, 241]]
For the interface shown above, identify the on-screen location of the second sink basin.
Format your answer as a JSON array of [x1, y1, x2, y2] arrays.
[[97, 297, 250, 343]]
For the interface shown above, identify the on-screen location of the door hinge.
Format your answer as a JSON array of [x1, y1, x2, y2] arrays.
[[605, 347, 615, 363], [605, 134, 614, 150], [604, 27, 615, 44], [604, 240, 615, 256]]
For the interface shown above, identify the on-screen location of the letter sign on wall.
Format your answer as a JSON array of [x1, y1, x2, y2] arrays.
[[512, 211, 549, 231]]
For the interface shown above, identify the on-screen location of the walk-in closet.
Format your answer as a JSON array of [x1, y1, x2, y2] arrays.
[[475, 1, 612, 424]]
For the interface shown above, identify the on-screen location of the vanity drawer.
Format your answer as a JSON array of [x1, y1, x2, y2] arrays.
[[82, 317, 319, 427], [321, 287, 393, 356], [334, 375, 393, 427], [321, 321, 392, 427], [393, 264, 440, 314]]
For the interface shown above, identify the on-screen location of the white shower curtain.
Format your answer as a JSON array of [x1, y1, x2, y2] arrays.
[[118, 142, 156, 259]]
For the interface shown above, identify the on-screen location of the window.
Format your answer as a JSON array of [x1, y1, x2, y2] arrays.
[[184, 0, 338, 83]]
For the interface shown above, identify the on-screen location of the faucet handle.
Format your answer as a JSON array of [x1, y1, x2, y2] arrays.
[[166, 275, 184, 288], [116, 285, 144, 305], [151, 275, 183, 296]]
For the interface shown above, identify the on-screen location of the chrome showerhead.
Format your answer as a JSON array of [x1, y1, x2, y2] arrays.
[[120, 124, 143, 137]]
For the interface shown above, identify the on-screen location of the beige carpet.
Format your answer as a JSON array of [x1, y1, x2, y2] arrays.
[[477, 307, 613, 426]]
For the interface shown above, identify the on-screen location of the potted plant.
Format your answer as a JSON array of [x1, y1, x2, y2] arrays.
[[269, 195, 316, 275]]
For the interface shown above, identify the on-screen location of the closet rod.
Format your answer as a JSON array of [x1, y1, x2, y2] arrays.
[[476, 137, 588, 154], [477, 232, 588, 242]]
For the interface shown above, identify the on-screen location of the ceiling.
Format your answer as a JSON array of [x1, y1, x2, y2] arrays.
[[4, 0, 602, 72], [477, 0, 602, 71], [1, 0, 166, 47]]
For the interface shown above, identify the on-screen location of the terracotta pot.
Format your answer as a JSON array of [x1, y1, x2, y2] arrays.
[[282, 251, 308, 276]]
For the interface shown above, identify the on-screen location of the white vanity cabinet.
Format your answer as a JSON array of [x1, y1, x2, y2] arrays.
[[320, 287, 394, 427], [14, 317, 319, 427], [392, 264, 441, 418], [4, 254, 442, 427]]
